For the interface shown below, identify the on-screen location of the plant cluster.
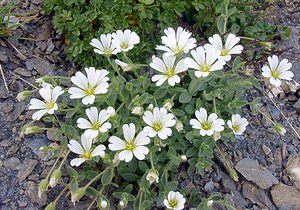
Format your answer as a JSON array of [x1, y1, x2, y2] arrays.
[[19, 18, 294, 208], [0, 0, 20, 38], [43, 0, 290, 67]]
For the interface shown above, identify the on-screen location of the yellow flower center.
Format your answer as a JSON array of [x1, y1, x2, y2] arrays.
[[120, 42, 129, 49], [46, 101, 55, 109], [201, 121, 212, 130], [104, 48, 112, 55], [232, 124, 240, 133], [125, 141, 136, 151], [165, 68, 176, 78], [271, 69, 280, 79], [80, 152, 92, 160], [85, 84, 95, 96], [92, 122, 101, 130], [169, 199, 178, 208], [221, 49, 229, 56], [201, 64, 211, 72], [153, 122, 163, 132]]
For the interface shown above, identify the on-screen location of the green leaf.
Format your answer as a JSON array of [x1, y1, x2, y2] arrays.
[[154, 87, 167, 99], [216, 15, 225, 34], [101, 168, 113, 186], [179, 91, 192, 103]]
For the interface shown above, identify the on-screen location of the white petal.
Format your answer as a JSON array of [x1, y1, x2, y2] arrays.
[[32, 109, 47, 120], [123, 123, 135, 141], [29, 99, 47, 110], [81, 134, 93, 152], [91, 145, 106, 157], [108, 136, 126, 151], [86, 107, 98, 124], [68, 87, 86, 99], [82, 95, 95, 105], [133, 146, 149, 160], [77, 118, 92, 129], [135, 131, 150, 146], [68, 140, 84, 154], [119, 150, 133, 162], [70, 158, 86, 167]]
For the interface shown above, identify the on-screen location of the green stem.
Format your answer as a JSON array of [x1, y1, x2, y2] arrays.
[[116, 102, 125, 113], [46, 154, 62, 180], [213, 97, 217, 114], [149, 150, 155, 169], [58, 150, 71, 170], [85, 169, 106, 189], [87, 197, 97, 210], [223, 2, 228, 34], [106, 56, 121, 77], [138, 189, 144, 210], [53, 182, 71, 204]]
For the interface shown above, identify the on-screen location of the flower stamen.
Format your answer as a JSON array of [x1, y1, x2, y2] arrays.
[[153, 122, 163, 132], [169, 199, 178, 208], [221, 49, 229, 56], [201, 121, 212, 130]]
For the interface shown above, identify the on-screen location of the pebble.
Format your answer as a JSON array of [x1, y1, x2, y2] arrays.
[[242, 181, 273, 209], [26, 181, 47, 206], [14, 67, 32, 77], [262, 144, 271, 156], [17, 159, 38, 183], [3, 157, 21, 170], [235, 158, 279, 189], [25, 137, 53, 160], [204, 181, 214, 192], [293, 99, 300, 112], [6, 102, 26, 122], [271, 183, 300, 209]]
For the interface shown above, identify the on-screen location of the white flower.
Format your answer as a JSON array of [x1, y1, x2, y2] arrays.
[[115, 59, 133, 72], [146, 170, 159, 185], [185, 46, 225, 77], [156, 27, 196, 56], [111, 29, 140, 52], [68, 67, 109, 105], [164, 191, 186, 210], [143, 107, 176, 139], [132, 106, 144, 115], [28, 85, 64, 120], [147, 104, 154, 111], [262, 55, 293, 87], [150, 54, 187, 86], [227, 114, 248, 135], [108, 123, 150, 162], [77, 107, 112, 138], [190, 108, 224, 136], [90, 33, 121, 55], [68, 134, 106, 167], [204, 34, 243, 61], [106, 106, 116, 117]]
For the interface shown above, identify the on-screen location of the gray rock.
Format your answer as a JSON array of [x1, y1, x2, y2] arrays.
[[3, 157, 21, 170], [204, 181, 214, 192], [0, 51, 8, 63], [14, 67, 32, 77], [26, 181, 47, 206], [17, 159, 38, 183], [286, 154, 300, 187], [25, 58, 53, 76], [294, 99, 300, 112], [262, 144, 271, 156], [235, 158, 279, 189], [25, 137, 53, 160], [271, 183, 300, 210], [6, 102, 26, 122], [242, 181, 273, 209]]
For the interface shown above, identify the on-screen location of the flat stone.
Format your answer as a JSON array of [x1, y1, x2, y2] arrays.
[[17, 159, 38, 183], [262, 144, 271, 156], [3, 157, 21, 170], [271, 183, 300, 209], [25, 58, 53, 76], [286, 154, 300, 186], [242, 181, 273, 209], [26, 181, 47, 206], [25, 137, 53, 161], [294, 99, 300, 112], [14, 67, 32, 77], [235, 158, 279, 189], [6, 102, 26, 122]]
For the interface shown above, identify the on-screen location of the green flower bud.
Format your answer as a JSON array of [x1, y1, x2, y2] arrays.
[[274, 123, 286, 136], [16, 90, 31, 101], [38, 179, 48, 198], [71, 187, 86, 205], [163, 99, 174, 110], [40, 146, 48, 153], [49, 169, 61, 188], [24, 126, 42, 135], [45, 202, 56, 210]]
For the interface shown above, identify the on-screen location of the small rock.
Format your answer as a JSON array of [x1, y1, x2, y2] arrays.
[[6, 144, 19, 156], [271, 183, 300, 209], [14, 67, 32, 77], [204, 181, 214, 192], [17, 159, 38, 183], [25, 58, 53, 76], [25, 137, 53, 160], [3, 157, 21, 170], [235, 158, 279, 189], [18, 200, 27, 208], [242, 181, 273, 209], [286, 154, 300, 185], [293, 99, 300, 112], [274, 148, 282, 167], [0, 51, 8, 63], [184, 182, 195, 194], [26, 181, 47, 206], [0, 85, 9, 99], [6, 102, 26, 122], [262, 144, 271, 156]]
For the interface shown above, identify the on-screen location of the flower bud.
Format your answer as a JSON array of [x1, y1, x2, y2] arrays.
[[100, 200, 108, 209], [71, 187, 86, 205], [16, 90, 31, 101], [147, 104, 154, 111], [213, 131, 221, 141], [175, 120, 183, 132], [38, 179, 48, 198], [49, 169, 61, 188], [113, 153, 120, 166], [207, 200, 213, 207], [35, 78, 44, 84], [40, 146, 48, 153], [115, 59, 134, 72], [132, 106, 143, 116], [45, 202, 56, 210], [274, 123, 286, 136], [146, 169, 159, 185], [106, 106, 116, 117], [118, 200, 127, 209], [24, 126, 41, 135], [180, 155, 187, 162], [259, 41, 272, 50], [163, 99, 174, 110]]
